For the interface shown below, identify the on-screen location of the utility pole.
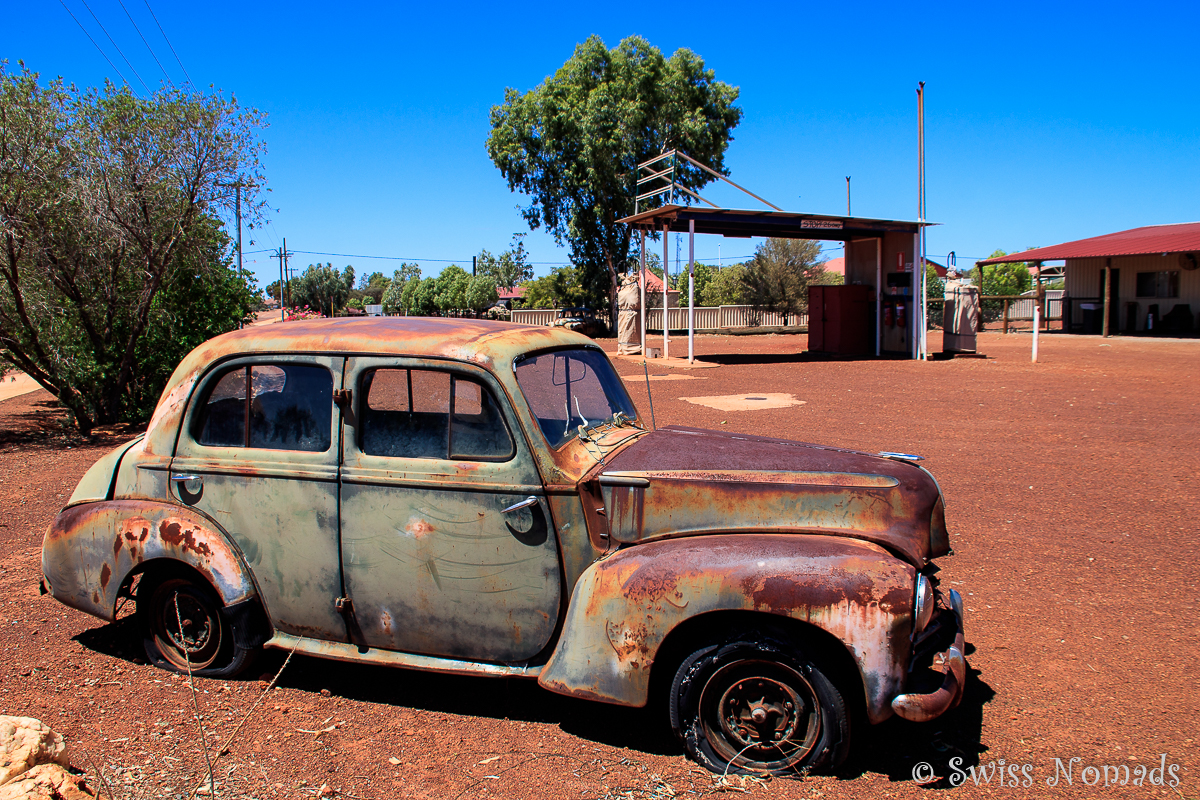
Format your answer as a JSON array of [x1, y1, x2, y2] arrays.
[[272, 246, 285, 321], [846, 176, 851, 216], [235, 185, 243, 274], [283, 237, 291, 312]]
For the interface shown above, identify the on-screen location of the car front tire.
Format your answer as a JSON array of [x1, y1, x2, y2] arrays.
[[669, 633, 850, 776]]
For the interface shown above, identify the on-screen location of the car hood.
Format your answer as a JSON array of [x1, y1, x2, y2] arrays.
[[593, 426, 943, 566]]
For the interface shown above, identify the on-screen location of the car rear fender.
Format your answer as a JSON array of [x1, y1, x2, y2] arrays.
[[42, 500, 256, 621], [537, 533, 916, 722]]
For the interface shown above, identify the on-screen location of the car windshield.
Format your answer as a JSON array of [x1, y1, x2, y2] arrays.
[[515, 348, 638, 448]]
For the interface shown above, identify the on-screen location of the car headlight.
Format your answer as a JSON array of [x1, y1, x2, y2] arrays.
[[913, 574, 935, 635]]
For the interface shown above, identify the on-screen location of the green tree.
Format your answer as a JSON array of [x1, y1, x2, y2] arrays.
[[292, 263, 351, 317], [740, 239, 827, 319], [433, 265, 471, 313], [134, 219, 259, 406], [477, 233, 533, 291], [402, 277, 437, 315], [486, 35, 742, 321], [521, 265, 588, 309], [975, 250, 1034, 322], [699, 264, 749, 306], [0, 61, 267, 432], [380, 263, 421, 313], [465, 274, 500, 316]]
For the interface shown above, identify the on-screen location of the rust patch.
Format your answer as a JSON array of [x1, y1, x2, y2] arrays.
[[158, 520, 214, 558], [99, 563, 111, 591], [404, 517, 435, 538], [381, 610, 394, 636], [455, 462, 480, 472], [605, 620, 651, 663]]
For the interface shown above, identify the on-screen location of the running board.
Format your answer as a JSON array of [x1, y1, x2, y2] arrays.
[[264, 633, 543, 679]]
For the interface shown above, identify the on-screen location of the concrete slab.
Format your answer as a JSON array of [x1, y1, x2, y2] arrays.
[[680, 392, 806, 412], [612, 353, 720, 369]]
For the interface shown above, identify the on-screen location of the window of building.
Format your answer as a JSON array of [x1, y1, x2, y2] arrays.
[[1136, 271, 1180, 298], [360, 368, 512, 461], [194, 364, 333, 452]]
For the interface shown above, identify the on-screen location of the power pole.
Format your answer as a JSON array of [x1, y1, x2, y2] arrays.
[[272, 246, 285, 321], [283, 237, 291, 311], [235, 185, 243, 274]]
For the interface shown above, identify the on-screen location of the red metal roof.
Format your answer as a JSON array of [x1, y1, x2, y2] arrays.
[[978, 222, 1200, 265]]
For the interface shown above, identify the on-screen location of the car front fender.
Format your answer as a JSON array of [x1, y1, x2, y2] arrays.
[[537, 533, 915, 722], [42, 500, 257, 621]]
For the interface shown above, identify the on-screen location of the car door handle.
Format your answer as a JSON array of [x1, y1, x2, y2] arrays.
[[171, 475, 202, 483], [501, 496, 538, 514]]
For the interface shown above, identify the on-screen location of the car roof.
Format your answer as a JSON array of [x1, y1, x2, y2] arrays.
[[193, 317, 582, 360], [140, 317, 591, 458]]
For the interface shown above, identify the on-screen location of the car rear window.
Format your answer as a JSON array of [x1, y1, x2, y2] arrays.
[[194, 364, 333, 452], [359, 368, 512, 461]]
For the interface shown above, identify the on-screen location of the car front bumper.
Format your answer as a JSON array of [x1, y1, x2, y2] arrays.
[[890, 588, 966, 723]]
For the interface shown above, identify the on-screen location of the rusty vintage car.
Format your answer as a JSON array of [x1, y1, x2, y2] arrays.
[[41, 317, 965, 775]]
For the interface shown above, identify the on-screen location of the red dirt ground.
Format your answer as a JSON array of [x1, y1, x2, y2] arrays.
[[1, 331, 1197, 799]]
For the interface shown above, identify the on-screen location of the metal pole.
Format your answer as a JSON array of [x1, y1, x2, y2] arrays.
[[283, 237, 290, 312], [639, 230, 646, 356], [917, 81, 927, 361], [663, 224, 670, 360], [688, 219, 695, 363], [235, 185, 242, 274], [846, 176, 851, 216], [278, 247, 285, 322]]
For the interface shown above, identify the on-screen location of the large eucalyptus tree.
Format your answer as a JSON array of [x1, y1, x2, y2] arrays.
[[486, 35, 741, 320]]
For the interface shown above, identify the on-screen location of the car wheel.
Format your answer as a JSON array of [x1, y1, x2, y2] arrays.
[[669, 634, 849, 776], [139, 573, 257, 678]]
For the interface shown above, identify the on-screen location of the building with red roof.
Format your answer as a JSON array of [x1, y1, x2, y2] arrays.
[[979, 222, 1200, 335]]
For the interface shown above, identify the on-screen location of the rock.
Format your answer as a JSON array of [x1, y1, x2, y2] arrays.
[[0, 717, 70, 786], [0, 764, 95, 800]]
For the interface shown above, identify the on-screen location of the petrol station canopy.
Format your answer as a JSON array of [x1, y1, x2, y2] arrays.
[[617, 204, 932, 240]]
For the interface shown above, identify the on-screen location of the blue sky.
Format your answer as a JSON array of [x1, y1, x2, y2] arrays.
[[6, 0, 1198, 287]]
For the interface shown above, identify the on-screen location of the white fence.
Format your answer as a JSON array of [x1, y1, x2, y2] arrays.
[[512, 305, 806, 330], [510, 309, 558, 326], [1005, 290, 1065, 321]]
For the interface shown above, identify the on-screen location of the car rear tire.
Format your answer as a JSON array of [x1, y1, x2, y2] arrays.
[[139, 572, 258, 678], [669, 633, 850, 776]]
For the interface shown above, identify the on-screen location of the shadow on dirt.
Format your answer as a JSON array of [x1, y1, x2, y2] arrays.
[[698, 352, 910, 367], [838, 658, 995, 788], [76, 618, 993, 776], [0, 396, 142, 453]]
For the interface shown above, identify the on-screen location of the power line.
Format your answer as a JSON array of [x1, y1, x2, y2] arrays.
[[78, 0, 151, 94], [142, 0, 193, 88], [56, 0, 130, 86], [116, 0, 171, 87]]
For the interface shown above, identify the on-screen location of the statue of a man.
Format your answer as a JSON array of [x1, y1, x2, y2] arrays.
[[616, 272, 642, 355]]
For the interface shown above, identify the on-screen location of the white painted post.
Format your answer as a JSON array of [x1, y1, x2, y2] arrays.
[[1032, 303, 1040, 362], [639, 230, 646, 356], [662, 224, 669, 360], [688, 219, 695, 363]]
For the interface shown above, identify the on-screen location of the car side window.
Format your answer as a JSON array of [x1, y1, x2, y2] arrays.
[[360, 368, 513, 461], [194, 364, 333, 452]]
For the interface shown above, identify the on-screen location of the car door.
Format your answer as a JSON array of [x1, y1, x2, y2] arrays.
[[339, 356, 561, 662], [170, 355, 348, 642]]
